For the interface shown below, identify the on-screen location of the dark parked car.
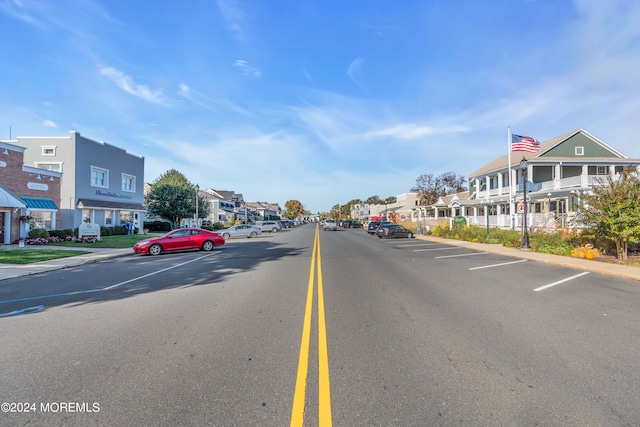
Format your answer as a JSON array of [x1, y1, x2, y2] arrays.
[[367, 220, 391, 235], [376, 224, 414, 239], [133, 228, 225, 255]]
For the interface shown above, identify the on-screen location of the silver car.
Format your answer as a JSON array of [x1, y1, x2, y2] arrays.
[[220, 225, 262, 239], [323, 219, 337, 231]]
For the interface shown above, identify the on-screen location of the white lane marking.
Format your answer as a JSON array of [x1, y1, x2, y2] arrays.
[[534, 272, 590, 292], [396, 243, 441, 247], [413, 247, 464, 252], [103, 252, 218, 290], [0, 252, 222, 305], [469, 259, 527, 270], [436, 252, 488, 259]]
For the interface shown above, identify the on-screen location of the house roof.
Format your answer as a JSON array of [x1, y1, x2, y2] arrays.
[[77, 199, 145, 211], [468, 129, 634, 179]]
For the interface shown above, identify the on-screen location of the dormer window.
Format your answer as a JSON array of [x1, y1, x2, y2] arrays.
[[575, 146, 584, 156]]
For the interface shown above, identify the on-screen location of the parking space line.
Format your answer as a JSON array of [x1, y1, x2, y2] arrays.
[[534, 272, 590, 292], [436, 252, 488, 259], [413, 247, 464, 252], [396, 243, 441, 247], [469, 259, 527, 270]]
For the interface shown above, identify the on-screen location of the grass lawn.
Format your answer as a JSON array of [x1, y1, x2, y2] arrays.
[[0, 249, 93, 264], [0, 234, 161, 264]]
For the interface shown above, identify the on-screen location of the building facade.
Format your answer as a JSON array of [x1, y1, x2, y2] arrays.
[[15, 131, 146, 231], [411, 129, 640, 231], [0, 141, 61, 244]]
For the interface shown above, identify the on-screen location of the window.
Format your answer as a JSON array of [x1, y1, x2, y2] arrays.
[[41, 146, 57, 156], [597, 166, 608, 175], [91, 166, 109, 188], [29, 211, 52, 229], [575, 146, 584, 156], [35, 162, 62, 172], [122, 174, 136, 192], [105, 210, 113, 225], [83, 209, 91, 223]]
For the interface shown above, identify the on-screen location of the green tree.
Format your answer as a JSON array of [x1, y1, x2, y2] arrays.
[[145, 169, 208, 228], [576, 170, 640, 261], [329, 203, 341, 219], [365, 195, 383, 205], [412, 171, 467, 205], [284, 200, 305, 219]]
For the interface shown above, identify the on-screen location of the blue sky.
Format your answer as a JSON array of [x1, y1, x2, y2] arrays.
[[1, 0, 638, 213]]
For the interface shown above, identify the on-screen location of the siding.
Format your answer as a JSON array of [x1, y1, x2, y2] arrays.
[[541, 133, 619, 158]]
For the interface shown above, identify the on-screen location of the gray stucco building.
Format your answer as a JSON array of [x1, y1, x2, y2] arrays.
[[16, 131, 146, 231]]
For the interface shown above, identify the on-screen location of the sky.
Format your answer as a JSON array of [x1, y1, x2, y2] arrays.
[[1, 0, 639, 213]]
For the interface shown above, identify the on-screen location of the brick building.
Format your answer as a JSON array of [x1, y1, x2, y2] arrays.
[[0, 141, 61, 244]]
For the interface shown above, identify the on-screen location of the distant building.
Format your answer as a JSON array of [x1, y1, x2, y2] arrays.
[[0, 140, 61, 244], [14, 131, 146, 231]]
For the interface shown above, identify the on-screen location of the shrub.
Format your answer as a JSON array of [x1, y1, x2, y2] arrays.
[[529, 232, 581, 256], [144, 221, 172, 232], [28, 228, 50, 239], [49, 229, 67, 239]]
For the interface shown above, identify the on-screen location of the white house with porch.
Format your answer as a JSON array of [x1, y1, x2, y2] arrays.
[[411, 129, 640, 232]]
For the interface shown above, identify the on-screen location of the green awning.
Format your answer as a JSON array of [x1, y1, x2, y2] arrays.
[[22, 196, 58, 210]]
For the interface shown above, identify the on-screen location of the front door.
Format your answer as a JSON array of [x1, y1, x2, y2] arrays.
[[0, 212, 5, 244]]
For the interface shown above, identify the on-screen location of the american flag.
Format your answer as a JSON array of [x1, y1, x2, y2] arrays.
[[511, 134, 540, 153]]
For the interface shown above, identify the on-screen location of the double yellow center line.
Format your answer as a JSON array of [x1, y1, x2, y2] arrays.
[[290, 224, 332, 426]]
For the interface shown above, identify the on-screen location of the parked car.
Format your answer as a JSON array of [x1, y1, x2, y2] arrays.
[[220, 224, 262, 239], [133, 228, 225, 255], [255, 220, 282, 233], [367, 220, 391, 235], [376, 224, 414, 239], [323, 219, 337, 231]]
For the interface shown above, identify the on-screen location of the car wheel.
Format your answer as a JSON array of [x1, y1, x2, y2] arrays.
[[249, 231, 257, 238], [407, 232, 413, 238], [222, 233, 231, 239], [149, 244, 162, 256], [202, 240, 214, 251], [271, 228, 278, 233]]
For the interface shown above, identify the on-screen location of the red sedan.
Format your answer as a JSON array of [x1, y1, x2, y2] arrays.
[[133, 228, 225, 256]]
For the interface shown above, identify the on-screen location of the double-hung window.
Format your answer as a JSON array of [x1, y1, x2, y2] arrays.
[[122, 174, 136, 192], [91, 166, 109, 188]]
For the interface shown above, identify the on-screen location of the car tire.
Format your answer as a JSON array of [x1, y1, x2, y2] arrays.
[[272, 228, 278, 233], [149, 244, 162, 256], [249, 231, 257, 238], [222, 233, 231, 239], [202, 240, 214, 251], [407, 232, 413, 238]]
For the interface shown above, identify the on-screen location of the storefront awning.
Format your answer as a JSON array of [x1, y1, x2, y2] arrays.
[[76, 198, 145, 211], [22, 196, 58, 210], [0, 184, 26, 208]]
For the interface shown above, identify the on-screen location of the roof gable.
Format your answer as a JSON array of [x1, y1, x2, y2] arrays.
[[539, 129, 624, 158]]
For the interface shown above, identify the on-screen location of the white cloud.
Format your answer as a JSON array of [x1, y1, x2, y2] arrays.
[[99, 66, 168, 106], [367, 124, 469, 140], [217, 0, 246, 42], [234, 60, 262, 77], [42, 119, 57, 128]]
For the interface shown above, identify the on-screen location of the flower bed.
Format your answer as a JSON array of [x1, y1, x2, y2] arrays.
[[24, 235, 98, 245]]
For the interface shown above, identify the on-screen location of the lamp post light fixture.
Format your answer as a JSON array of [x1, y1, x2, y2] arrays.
[[520, 157, 531, 249], [195, 184, 200, 227]]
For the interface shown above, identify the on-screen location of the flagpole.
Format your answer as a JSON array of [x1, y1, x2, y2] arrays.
[[508, 127, 514, 230]]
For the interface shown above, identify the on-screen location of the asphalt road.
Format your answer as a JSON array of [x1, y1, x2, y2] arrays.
[[0, 224, 638, 426]]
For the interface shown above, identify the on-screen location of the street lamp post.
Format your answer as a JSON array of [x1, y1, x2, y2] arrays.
[[195, 184, 200, 227], [520, 157, 531, 249]]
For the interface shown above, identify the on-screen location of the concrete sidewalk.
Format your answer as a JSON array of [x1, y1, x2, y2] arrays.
[[414, 235, 640, 282], [0, 245, 133, 281], [0, 237, 639, 282]]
